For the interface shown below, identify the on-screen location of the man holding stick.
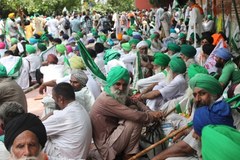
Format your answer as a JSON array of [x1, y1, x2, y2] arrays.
[[151, 74, 234, 160]]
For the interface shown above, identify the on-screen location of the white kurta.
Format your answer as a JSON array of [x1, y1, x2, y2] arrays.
[[147, 74, 187, 111], [75, 86, 95, 112], [43, 101, 92, 160], [136, 71, 167, 93], [94, 52, 106, 76], [0, 55, 30, 89], [120, 52, 136, 74], [187, 7, 203, 42], [24, 54, 41, 81]]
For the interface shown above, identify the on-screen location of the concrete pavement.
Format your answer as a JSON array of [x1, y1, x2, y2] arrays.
[[25, 85, 44, 117]]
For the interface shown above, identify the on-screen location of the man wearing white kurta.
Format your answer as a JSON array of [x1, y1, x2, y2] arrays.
[[24, 44, 41, 82], [186, 0, 203, 47], [137, 53, 170, 93], [43, 83, 92, 160], [0, 50, 30, 90], [139, 57, 187, 111]]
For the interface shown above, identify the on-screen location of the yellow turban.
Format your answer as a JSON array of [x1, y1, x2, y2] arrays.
[[69, 55, 86, 70], [8, 13, 15, 19]]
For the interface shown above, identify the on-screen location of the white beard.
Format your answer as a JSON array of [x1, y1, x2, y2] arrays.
[[10, 147, 43, 160], [154, 67, 163, 74], [110, 86, 129, 104], [166, 69, 174, 84]]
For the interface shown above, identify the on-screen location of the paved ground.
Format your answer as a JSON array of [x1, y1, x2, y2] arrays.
[[25, 86, 44, 117]]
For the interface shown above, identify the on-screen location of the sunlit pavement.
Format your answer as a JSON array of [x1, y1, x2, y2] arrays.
[[25, 85, 44, 117]]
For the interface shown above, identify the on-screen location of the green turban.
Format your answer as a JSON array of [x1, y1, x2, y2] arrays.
[[56, 44, 66, 55], [0, 64, 7, 77], [126, 28, 133, 36], [121, 43, 131, 52], [202, 125, 240, 160], [167, 43, 181, 53], [37, 43, 47, 52], [145, 40, 151, 48], [169, 57, 186, 73], [187, 64, 208, 79], [104, 49, 121, 65], [10, 38, 18, 45], [99, 35, 107, 43], [150, 33, 158, 40], [129, 39, 140, 46], [153, 53, 170, 67], [77, 31, 83, 38], [104, 66, 130, 95], [181, 44, 196, 58], [179, 33, 186, 39], [26, 44, 36, 54], [189, 73, 222, 95], [207, 15, 213, 20], [69, 55, 86, 70]]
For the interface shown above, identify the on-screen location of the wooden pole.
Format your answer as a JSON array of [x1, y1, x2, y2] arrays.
[[129, 122, 193, 160]]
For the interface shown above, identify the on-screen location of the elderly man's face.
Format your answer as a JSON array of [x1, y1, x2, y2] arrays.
[[139, 46, 148, 55], [193, 88, 215, 107], [70, 76, 82, 91], [11, 130, 41, 159], [110, 79, 129, 104]]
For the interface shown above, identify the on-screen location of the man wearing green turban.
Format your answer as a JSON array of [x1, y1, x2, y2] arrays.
[[138, 57, 187, 111], [121, 43, 131, 53], [129, 39, 140, 50], [180, 44, 197, 67], [136, 53, 170, 92], [56, 44, 67, 64], [120, 43, 136, 75], [26, 44, 36, 54], [25, 44, 41, 82], [152, 72, 229, 160], [37, 43, 47, 52], [103, 49, 127, 74], [90, 66, 164, 160], [167, 43, 181, 57]]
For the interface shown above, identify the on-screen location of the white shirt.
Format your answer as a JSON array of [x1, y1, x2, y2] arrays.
[[0, 55, 30, 89], [120, 52, 136, 74], [147, 74, 187, 111], [43, 101, 92, 159], [75, 87, 95, 112], [46, 18, 59, 38], [136, 71, 167, 93], [94, 52, 106, 76], [40, 64, 64, 95]]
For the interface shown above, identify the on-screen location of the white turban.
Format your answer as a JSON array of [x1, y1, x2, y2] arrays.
[[71, 69, 88, 87], [136, 41, 148, 50]]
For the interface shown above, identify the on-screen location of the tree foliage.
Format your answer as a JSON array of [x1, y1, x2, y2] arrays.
[[1, 0, 82, 16], [1, 0, 135, 17]]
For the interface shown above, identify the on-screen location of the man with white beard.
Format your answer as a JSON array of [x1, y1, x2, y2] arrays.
[[90, 66, 164, 160], [138, 57, 188, 111], [4, 113, 48, 160]]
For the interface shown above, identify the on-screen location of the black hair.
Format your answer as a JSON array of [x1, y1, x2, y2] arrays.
[[4, 50, 14, 56], [94, 42, 104, 53], [87, 48, 97, 59], [53, 82, 75, 101]]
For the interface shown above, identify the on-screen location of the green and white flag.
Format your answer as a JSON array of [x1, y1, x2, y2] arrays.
[[77, 40, 106, 83], [172, 0, 179, 10], [8, 56, 22, 78], [63, 56, 71, 76], [231, 26, 240, 51]]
